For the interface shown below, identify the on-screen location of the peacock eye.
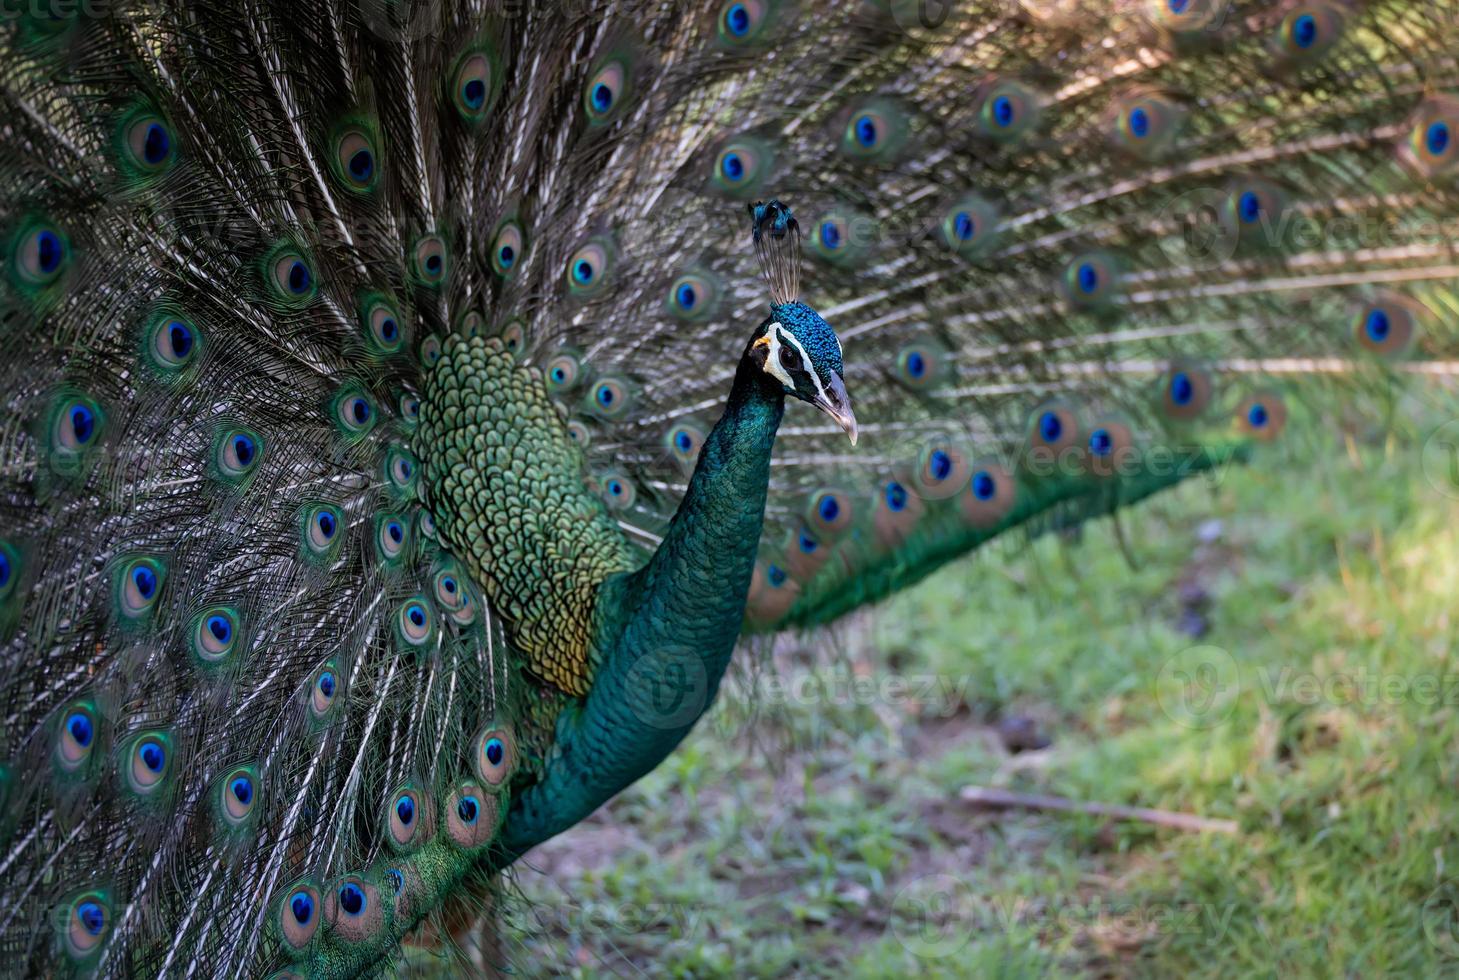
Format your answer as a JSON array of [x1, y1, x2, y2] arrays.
[[778, 344, 801, 371]]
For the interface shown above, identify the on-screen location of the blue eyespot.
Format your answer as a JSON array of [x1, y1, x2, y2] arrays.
[[350, 398, 370, 425], [1128, 106, 1150, 139], [1039, 411, 1062, 443], [906, 351, 926, 378], [953, 211, 975, 241], [485, 737, 504, 767], [339, 883, 365, 916], [291, 892, 314, 925], [608, 479, 624, 497], [349, 148, 373, 182], [929, 450, 952, 482], [396, 796, 415, 825], [725, 2, 750, 34], [442, 576, 457, 595], [37, 230, 63, 274], [1076, 262, 1099, 294], [498, 244, 515, 267], [206, 614, 231, 644], [676, 283, 697, 308], [767, 564, 787, 588], [0, 549, 10, 590], [463, 78, 486, 108], [318, 671, 335, 699], [1170, 371, 1194, 406], [141, 122, 170, 164], [1089, 428, 1113, 456], [70, 405, 95, 444], [818, 496, 840, 523], [457, 795, 479, 824], [1168, 0, 1189, 11], [233, 434, 255, 467], [1248, 403, 1269, 428], [230, 775, 253, 805], [387, 521, 403, 543], [1428, 121, 1451, 157], [591, 83, 613, 113], [317, 511, 336, 539], [287, 261, 310, 294], [675, 431, 693, 452], [1365, 309, 1390, 342], [721, 152, 745, 182], [1291, 13, 1316, 48], [598, 386, 615, 406], [799, 532, 818, 554], [407, 603, 426, 628], [131, 565, 157, 600], [1238, 191, 1262, 224], [166, 321, 193, 359], [820, 221, 841, 250], [78, 901, 105, 936], [885, 481, 908, 512], [971, 470, 996, 501], [573, 258, 594, 284], [67, 712, 93, 747], [854, 114, 877, 147], [991, 96, 1014, 128], [139, 741, 165, 773]]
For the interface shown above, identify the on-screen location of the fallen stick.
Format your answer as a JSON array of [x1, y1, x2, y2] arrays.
[[958, 786, 1239, 835]]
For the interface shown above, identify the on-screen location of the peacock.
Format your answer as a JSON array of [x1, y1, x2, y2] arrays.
[[2, 0, 1458, 974]]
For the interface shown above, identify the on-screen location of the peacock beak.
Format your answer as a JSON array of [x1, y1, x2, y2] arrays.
[[815, 372, 858, 446]]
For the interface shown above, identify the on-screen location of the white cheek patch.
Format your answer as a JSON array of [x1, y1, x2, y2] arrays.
[[762, 325, 827, 402]]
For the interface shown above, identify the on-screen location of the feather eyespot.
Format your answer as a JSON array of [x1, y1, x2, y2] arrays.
[[809, 207, 874, 266], [710, 136, 775, 197], [500, 319, 526, 354], [840, 100, 908, 162], [387, 785, 432, 850], [309, 662, 339, 720], [124, 731, 172, 795], [330, 124, 378, 191], [586, 377, 633, 420], [147, 314, 199, 371], [329, 385, 376, 439], [412, 235, 447, 285], [51, 396, 102, 454], [1354, 292, 1422, 357], [666, 270, 721, 321], [303, 503, 344, 559], [191, 607, 240, 665], [10, 221, 69, 287], [1236, 392, 1287, 441], [598, 470, 636, 510], [584, 59, 631, 123], [445, 782, 498, 848], [117, 557, 164, 620], [565, 239, 614, 298], [914, 444, 971, 499], [452, 49, 496, 119], [976, 80, 1041, 143], [1028, 404, 1081, 457], [122, 114, 175, 172], [384, 446, 419, 496], [213, 427, 262, 482], [1273, 3, 1345, 63], [806, 489, 853, 537], [217, 766, 258, 827], [397, 598, 433, 646], [1221, 179, 1287, 248], [567, 419, 591, 447], [278, 883, 321, 951], [490, 220, 527, 277], [1160, 364, 1214, 420], [268, 250, 316, 303], [0, 540, 15, 602], [895, 342, 948, 389], [665, 420, 706, 471], [1400, 96, 1459, 181], [1109, 91, 1183, 159], [545, 351, 582, 392], [939, 194, 1001, 259], [62, 891, 110, 961], [376, 514, 408, 562], [1061, 252, 1122, 312], [475, 726, 516, 787], [961, 460, 1017, 528], [360, 296, 404, 354], [747, 556, 799, 625], [717, 0, 775, 43], [56, 702, 98, 772]]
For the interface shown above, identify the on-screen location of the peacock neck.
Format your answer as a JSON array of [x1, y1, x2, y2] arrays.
[[500, 350, 784, 857]]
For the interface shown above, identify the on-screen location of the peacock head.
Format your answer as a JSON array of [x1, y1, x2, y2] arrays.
[[746, 200, 858, 445]]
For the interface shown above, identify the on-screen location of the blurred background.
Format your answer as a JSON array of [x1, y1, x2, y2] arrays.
[[494, 405, 1459, 977]]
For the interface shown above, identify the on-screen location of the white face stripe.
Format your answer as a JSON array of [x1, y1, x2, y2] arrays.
[[761, 323, 827, 401]]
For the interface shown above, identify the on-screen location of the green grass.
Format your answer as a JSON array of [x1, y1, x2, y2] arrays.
[[506, 420, 1459, 978]]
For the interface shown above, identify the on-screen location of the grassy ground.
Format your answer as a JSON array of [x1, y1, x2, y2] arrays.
[[503, 420, 1459, 978]]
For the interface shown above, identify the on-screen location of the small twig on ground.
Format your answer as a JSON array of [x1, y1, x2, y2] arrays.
[[959, 786, 1240, 834]]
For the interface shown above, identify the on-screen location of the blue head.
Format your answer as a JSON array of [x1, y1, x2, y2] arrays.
[[744, 201, 857, 443]]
